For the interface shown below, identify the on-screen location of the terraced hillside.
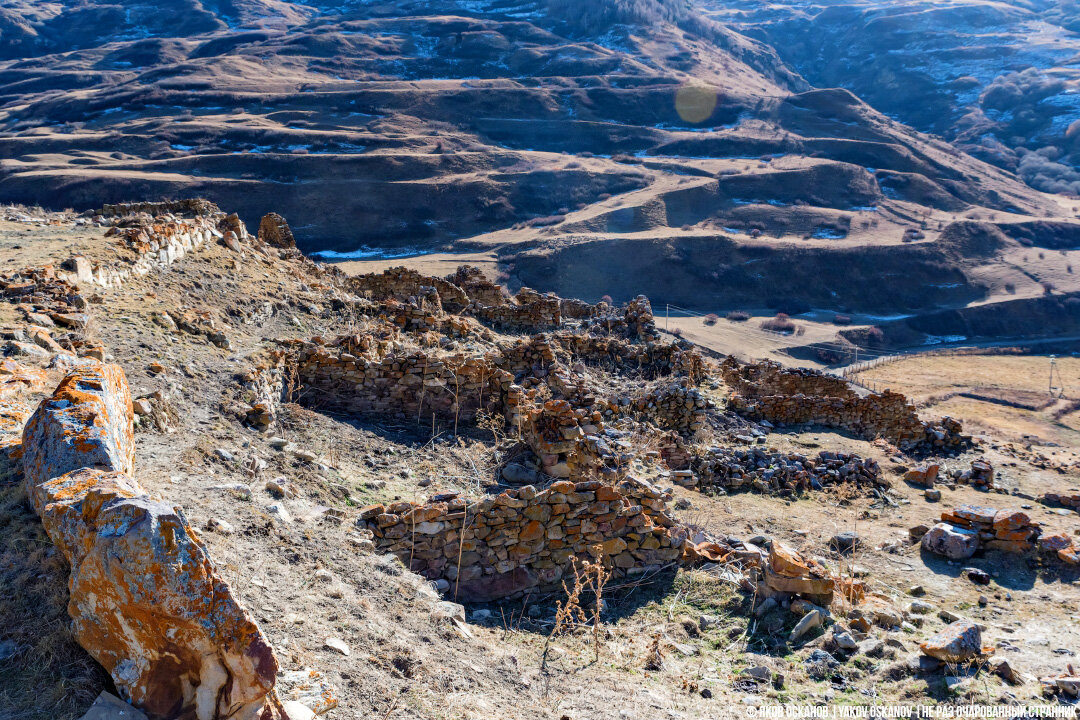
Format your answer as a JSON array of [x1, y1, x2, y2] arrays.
[[708, 0, 1080, 193], [1, 0, 1080, 333]]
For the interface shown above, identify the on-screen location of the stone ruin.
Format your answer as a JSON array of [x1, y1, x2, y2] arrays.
[[355, 477, 687, 601], [0, 202, 994, 716], [237, 263, 971, 606], [721, 358, 968, 450]]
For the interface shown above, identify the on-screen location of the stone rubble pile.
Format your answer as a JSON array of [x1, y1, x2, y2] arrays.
[[690, 447, 883, 496], [920, 504, 1077, 563], [1, 264, 100, 361], [761, 543, 836, 603]]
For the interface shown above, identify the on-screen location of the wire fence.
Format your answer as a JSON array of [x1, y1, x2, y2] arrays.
[[659, 303, 898, 373]]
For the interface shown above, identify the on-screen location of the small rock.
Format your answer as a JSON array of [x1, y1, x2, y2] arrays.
[[920, 620, 983, 663], [267, 437, 290, 450], [925, 488, 942, 502], [908, 600, 934, 615], [432, 601, 466, 624], [789, 608, 824, 643], [132, 398, 153, 416], [214, 448, 234, 462], [206, 517, 234, 535], [266, 503, 292, 523], [743, 665, 771, 681], [987, 655, 1019, 684], [832, 631, 858, 651], [502, 463, 538, 485], [829, 532, 861, 554], [921, 522, 978, 560], [965, 568, 991, 585], [265, 477, 289, 498], [314, 569, 335, 583], [324, 637, 350, 656], [280, 701, 316, 720], [908, 585, 926, 597]]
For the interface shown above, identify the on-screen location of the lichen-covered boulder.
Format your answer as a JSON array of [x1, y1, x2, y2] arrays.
[[22, 364, 280, 720], [21, 362, 135, 502], [920, 620, 984, 663]]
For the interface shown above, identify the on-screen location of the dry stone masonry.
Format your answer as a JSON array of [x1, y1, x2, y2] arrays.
[[356, 477, 687, 601], [920, 504, 1078, 564], [722, 358, 968, 450]]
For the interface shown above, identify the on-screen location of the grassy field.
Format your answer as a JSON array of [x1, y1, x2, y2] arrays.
[[855, 353, 1080, 446]]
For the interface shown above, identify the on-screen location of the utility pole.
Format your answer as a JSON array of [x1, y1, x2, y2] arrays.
[[666, 303, 669, 332], [1049, 356, 1063, 398]]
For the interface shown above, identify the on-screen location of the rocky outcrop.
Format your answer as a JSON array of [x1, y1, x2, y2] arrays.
[[22, 363, 279, 720]]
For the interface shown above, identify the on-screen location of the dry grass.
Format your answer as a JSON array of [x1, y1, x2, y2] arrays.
[[0, 482, 106, 720], [854, 352, 1080, 443]]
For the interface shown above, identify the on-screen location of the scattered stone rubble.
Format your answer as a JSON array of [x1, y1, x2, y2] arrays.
[[690, 448, 883, 495]]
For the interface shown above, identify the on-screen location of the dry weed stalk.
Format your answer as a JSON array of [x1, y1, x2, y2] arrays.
[[542, 553, 610, 668]]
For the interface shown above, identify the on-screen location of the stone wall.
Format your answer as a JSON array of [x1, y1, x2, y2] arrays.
[[346, 267, 469, 312], [557, 333, 704, 380], [356, 476, 687, 602], [345, 266, 644, 336], [471, 287, 562, 331], [95, 198, 222, 217], [63, 215, 225, 289], [722, 358, 968, 450], [722, 359, 857, 400], [290, 338, 512, 423], [446, 265, 506, 307], [618, 382, 711, 434], [20, 364, 279, 719]]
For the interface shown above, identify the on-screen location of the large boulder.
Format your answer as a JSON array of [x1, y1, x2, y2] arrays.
[[921, 522, 978, 560], [258, 213, 296, 249], [21, 362, 135, 502], [22, 364, 279, 720]]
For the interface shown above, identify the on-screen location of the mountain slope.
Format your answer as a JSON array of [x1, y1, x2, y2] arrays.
[[0, 0, 1078, 324]]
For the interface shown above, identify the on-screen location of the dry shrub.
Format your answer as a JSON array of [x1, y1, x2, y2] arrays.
[[726, 310, 750, 322], [759, 312, 796, 333]]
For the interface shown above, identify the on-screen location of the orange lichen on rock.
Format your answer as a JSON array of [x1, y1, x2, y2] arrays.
[[21, 363, 280, 720]]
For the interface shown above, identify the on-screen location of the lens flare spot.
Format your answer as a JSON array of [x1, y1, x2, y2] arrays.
[[675, 84, 718, 124]]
